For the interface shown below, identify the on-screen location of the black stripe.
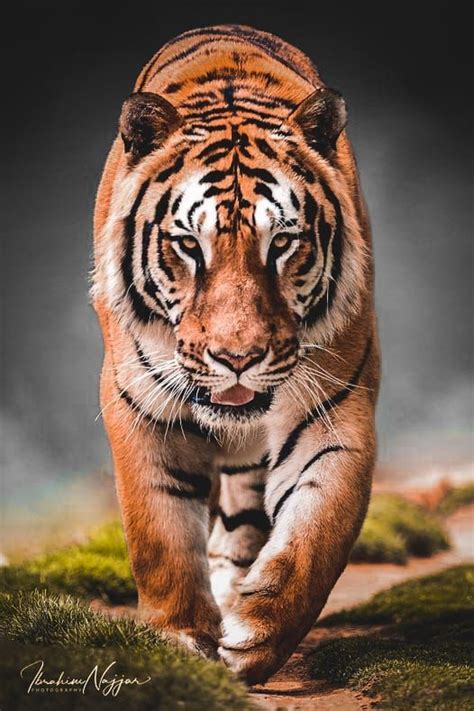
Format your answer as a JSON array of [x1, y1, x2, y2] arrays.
[[120, 387, 151, 419], [166, 468, 212, 498], [221, 455, 269, 475], [241, 118, 282, 131], [272, 485, 296, 522], [290, 190, 301, 211], [178, 419, 213, 440], [164, 81, 183, 94], [154, 187, 172, 224], [204, 151, 230, 166], [200, 169, 231, 184], [264, 361, 297, 377], [295, 249, 317, 278], [239, 164, 277, 184], [185, 103, 283, 123], [155, 153, 185, 183], [118, 384, 211, 439], [300, 445, 351, 475], [236, 94, 296, 111], [150, 39, 223, 79], [186, 89, 218, 101], [141, 220, 154, 275], [219, 508, 271, 532], [204, 185, 229, 198], [197, 138, 234, 159], [290, 162, 315, 183], [305, 180, 344, 326], [156, 229, 175, 283], [156, 484, 209, 500], [134, 340, 164, 383], [169, 467, 210, 487], [184, 123, 228, 133], [223, 83, 235, 111], [181, 98, 215, 110], [255, 137, 277, 160], [272, 445, 355, 522], [187, 199, 204, 230], [229, 556, 256, 568], [121, 180, 160, 324], [273, 338, 372, 469], [194, 67, 279, 88], [254, 183, 283, 214], [171, 194, 183, 214], [211, 554, 256, 568], [140, 222, 168, 313], [295, 192, 319, 278]]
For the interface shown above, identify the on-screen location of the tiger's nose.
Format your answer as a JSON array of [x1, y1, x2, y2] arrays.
[[208, 347, 266, 374]]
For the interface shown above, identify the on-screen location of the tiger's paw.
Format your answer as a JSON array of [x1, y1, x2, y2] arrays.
[[139, 596, 222, 660], [218, 612, 283, 685], [210, 557, 248, 614], [164, 627, 220, 660]]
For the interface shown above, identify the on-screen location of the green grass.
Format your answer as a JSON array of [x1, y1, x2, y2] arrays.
[[322, 564, 474, 626], [0, 522, 136, 603], [309, 566, 474, 710], [0, 505, 470, 708], [0, 529, 252, 708], [351, 494, 450, 564], [437, 483, 474, 516], [0, 590, 252, 710], [0, 491, 457, 608]]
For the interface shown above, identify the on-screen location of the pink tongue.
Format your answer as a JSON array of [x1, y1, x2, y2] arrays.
[[211, 384, 255, 406]]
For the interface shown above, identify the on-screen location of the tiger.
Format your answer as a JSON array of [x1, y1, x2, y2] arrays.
[[92, 24, 380, 685]]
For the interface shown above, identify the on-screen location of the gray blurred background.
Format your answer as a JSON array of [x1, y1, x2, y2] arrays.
[[1, 1, 472, 537]]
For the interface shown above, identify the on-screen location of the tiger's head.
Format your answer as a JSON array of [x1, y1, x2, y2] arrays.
[[97, 88, 368, 427]]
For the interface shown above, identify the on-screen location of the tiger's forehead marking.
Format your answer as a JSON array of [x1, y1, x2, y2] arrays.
[[171, 172, 217, 266], [171, 167, 302, 265]]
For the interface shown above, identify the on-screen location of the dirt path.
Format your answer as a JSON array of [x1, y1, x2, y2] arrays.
[[90, 506, 472, 710], [249, 505, 473, 710]]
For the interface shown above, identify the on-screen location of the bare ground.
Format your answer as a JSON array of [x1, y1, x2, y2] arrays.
[[249, 504, 473, 710]]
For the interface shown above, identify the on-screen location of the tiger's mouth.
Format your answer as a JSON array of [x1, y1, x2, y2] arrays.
[[210, 384, 255, 406], [188, 384, 274, 418]]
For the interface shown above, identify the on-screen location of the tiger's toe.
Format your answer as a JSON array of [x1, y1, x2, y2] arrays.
[[218, 611, 282, 684], [218, 642, 281, 685], [163, 628, 220, 660]]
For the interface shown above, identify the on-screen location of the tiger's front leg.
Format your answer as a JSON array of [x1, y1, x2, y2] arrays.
[[101, 357, 221, 658], [208, 455, 270, 613], [219, 393, 376, 683]]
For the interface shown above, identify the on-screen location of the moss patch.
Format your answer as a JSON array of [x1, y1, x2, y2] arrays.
[[437, 483, 474, 516], [0, 522, 136, 603], [309, 566, 474, 710], [323, 564, 474, 626], [0, 591, 251, 711], [351, 494, 450, 564]]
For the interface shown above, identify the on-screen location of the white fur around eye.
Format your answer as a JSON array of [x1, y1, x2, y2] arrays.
[[275, 237, 299, 274], [171, 241, 198, 276], [172, 172, 216, 268]]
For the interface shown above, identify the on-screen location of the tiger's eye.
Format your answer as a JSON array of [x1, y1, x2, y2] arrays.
[[181, 236, 198, 250], [273, 233, 292, 250]]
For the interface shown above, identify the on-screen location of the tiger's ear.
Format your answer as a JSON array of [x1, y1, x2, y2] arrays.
[[119, 92, 182, 164], [287, 87, 347, 154]]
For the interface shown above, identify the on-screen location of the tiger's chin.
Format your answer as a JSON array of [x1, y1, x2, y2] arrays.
[[188, 386, 274, 430]]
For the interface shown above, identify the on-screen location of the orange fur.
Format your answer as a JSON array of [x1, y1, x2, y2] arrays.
[[93, 25, 380, 682]]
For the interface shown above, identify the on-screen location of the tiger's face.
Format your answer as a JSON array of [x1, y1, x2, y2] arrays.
[[101, 90, 366, 426]]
